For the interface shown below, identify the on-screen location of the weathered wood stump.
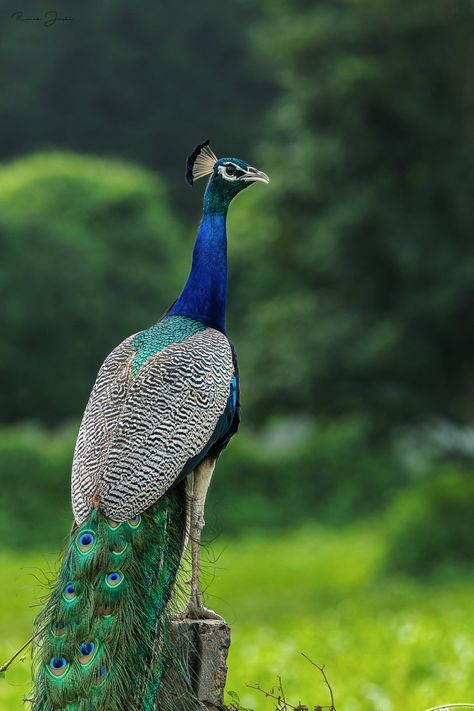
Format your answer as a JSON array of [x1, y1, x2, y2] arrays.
[[155, 618, 231, 710]]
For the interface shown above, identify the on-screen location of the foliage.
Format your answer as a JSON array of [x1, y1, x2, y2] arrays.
[[0, 425, 74, 548], [7, 419, 474, 579], [0, 1, 273, 213], [1, 1, 473, 434], [0, 419, 408, 548], [229, 0, 474, 428], [2, 527, 474, 710], [0, 152, 184, 424], [384, 467, 474, 576], [226, 689, 253, 711], [209, 416, 406, 534]]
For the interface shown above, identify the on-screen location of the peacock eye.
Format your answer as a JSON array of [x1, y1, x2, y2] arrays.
[[63, 583, 77, 601], [105, 571, 124, 588], [225, 164, 236, 175], [79, 640, 97, 665], [77, 530, 96, 553], [79, 641, 94, 656], [48, 656, 69, 677], [51, 620, 66, 637], [128, 514, 141, 528], [111, 537, 128, 555]]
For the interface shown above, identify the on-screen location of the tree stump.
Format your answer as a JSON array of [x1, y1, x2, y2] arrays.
[[155, 618, 231, 710]]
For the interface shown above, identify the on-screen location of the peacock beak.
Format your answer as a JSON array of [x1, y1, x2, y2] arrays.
[[242, 167, 270, 184]]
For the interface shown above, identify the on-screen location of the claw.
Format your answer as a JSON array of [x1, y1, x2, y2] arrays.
[[182, 604, 224, 621]]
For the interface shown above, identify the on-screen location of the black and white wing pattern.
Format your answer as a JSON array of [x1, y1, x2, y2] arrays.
[[71, 321, 235, 525], [71, 335, 137, 525]]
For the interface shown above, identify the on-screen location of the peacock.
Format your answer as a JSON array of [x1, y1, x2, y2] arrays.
[[28, 141, 269, 711]]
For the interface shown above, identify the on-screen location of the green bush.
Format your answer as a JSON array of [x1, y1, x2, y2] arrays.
[[0, 418, 408, 548], [0, 425, 74, 548], [384, 468, 474, 576], [0, 1, 272, 211], [208, 417, 407, 534], [0, 152, 185, 424], [228, 0, 474, 430]]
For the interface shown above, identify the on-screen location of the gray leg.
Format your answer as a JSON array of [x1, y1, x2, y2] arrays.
[[184, 458, 222, 620]]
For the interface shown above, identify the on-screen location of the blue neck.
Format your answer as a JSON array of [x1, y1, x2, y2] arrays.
[[168, 202, 228, 332]]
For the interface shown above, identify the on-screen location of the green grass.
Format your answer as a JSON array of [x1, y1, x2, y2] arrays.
[[1, 526, 473, 711]]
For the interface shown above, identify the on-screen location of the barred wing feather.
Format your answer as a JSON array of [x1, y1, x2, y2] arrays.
[[71, 334, 137, 525], [72, 328, 234, 524]]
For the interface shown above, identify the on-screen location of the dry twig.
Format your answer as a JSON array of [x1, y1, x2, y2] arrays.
[[301, 653, 336, 711], [246, 682, 297, 710], [0, 624, 47, 674], [246, 654, 336, 711]]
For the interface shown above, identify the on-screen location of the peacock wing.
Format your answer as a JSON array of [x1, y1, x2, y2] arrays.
[[100, 327, 234, 520], [72, 327, 234, 524], [71, 334, 137, 525]]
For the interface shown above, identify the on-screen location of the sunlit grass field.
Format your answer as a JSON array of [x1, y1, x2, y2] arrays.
[[1, 526, 473, 711]]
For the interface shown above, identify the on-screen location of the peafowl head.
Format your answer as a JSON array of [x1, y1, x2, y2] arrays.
[[186, 140, 269, 214]]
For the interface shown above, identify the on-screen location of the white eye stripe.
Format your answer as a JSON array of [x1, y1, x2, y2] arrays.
[[217, 163, 242, 182]]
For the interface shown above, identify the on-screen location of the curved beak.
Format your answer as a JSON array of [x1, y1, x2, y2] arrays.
[[242, 166, 270, 184]]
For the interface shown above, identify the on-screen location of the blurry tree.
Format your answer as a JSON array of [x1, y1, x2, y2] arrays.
[[384, 467, 474, 575], [0, 152, 185, 423], [229, 0, 474, 429], [0, 418, 407, 548], [0, 425, 74, 547], [0, 0, 273, 216]]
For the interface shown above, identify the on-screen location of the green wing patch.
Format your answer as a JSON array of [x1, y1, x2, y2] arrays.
[[131, 315, 206, 379]]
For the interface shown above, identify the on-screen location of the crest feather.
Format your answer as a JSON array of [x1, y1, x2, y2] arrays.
[[186, 140, 218, 185]]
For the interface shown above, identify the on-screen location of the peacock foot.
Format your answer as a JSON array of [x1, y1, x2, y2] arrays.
[[176, 590, 224, 621], [182, 603, 224, 621]]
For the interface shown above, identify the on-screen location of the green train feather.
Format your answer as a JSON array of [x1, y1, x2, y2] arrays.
[[30, 483, 186, 711]]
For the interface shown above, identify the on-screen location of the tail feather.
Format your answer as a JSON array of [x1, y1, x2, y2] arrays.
[[30, 482, 186, 711]]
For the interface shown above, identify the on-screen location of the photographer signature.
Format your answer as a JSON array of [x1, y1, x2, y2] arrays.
[[11, 10, 73, 27]]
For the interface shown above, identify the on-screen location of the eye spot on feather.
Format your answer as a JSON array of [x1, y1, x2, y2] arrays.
[[51, 621, 66, 637], [127, 514, 141, 529], [76, 530, 96, 554], [105, 571, 124, 588], [111, 537, 128, 555], [48, 656, 69, 677], [79, 640, 97, 665], [107, 519, 121, 529], [63, 583, 77, 601]]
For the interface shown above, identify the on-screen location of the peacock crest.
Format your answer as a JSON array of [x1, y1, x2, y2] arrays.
[[185, 139, 217, 184]]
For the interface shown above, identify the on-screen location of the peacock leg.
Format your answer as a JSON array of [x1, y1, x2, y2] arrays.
[[183, 458, 223, 620]]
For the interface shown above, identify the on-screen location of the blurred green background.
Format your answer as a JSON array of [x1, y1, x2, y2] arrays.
[[1, 1, 474, 709]]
